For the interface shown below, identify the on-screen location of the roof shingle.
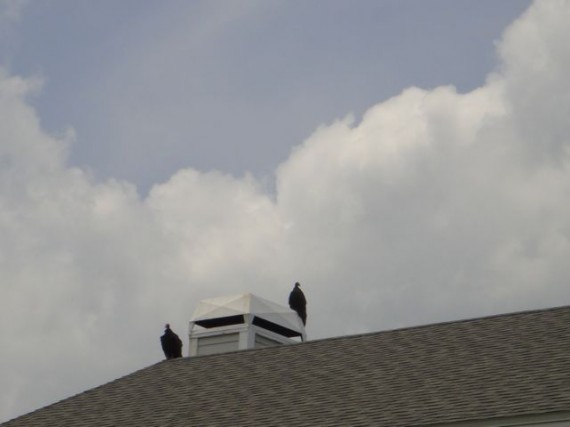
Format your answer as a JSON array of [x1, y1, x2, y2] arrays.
[[4, 305, 570, 426]]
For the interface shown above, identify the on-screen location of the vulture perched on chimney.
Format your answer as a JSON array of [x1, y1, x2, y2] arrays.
[[288, 282, 307, 325]]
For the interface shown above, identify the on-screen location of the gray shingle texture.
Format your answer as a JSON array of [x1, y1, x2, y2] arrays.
[[4, 305, 570, 426]]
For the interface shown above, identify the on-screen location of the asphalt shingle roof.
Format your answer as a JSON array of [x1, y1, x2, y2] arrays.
[[4, 305, 570, 426]]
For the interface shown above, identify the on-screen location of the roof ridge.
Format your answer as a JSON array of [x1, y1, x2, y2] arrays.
[[169, 303, 570, 361]]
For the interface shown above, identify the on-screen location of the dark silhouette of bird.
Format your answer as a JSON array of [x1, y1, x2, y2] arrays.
[[160, 323, 183, 359], [288, 282, 307, 325]]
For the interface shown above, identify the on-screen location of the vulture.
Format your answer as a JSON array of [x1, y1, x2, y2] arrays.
[[288, 282, 307, 325], [160, 324, 183, 359]]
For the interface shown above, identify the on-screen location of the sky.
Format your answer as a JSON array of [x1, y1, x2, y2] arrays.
[[7, 0, 570, 422]]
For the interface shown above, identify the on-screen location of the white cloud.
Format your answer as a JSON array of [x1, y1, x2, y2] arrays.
[[2, 0, 570, 422]]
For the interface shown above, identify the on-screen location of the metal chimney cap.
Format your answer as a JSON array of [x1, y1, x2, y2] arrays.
[[191, 293, 305, 334]]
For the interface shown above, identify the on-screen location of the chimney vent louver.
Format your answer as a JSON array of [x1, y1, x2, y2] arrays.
[[188, 293, 306, 357]]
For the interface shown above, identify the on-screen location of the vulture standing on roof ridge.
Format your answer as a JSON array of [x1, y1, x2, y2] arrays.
[[288, 282, 307, 325], [160, 323, 183, 359]]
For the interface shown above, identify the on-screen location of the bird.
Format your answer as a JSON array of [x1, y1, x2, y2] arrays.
[[160, 323, 183, 359], [288, 282, 307, 325]]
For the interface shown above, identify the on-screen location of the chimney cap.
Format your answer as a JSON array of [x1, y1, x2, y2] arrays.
[[191, 293, 305, 334]]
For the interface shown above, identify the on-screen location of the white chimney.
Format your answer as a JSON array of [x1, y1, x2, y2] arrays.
[[188, 293, 306, 357]]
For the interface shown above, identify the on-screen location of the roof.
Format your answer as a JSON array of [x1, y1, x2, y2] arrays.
[[191, 293, 305, 336], [4, 305, 570, 427]]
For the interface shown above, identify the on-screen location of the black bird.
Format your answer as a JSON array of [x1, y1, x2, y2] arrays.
[[160, 324, 183, 359], [288, 282, 307, 325]]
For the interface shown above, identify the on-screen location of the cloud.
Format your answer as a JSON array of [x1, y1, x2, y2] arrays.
[[0, 0, 27, 24], [2, 0, 570, 422]]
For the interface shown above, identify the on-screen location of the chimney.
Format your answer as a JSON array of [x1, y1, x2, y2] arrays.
[[188, 293, 306, 357]]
